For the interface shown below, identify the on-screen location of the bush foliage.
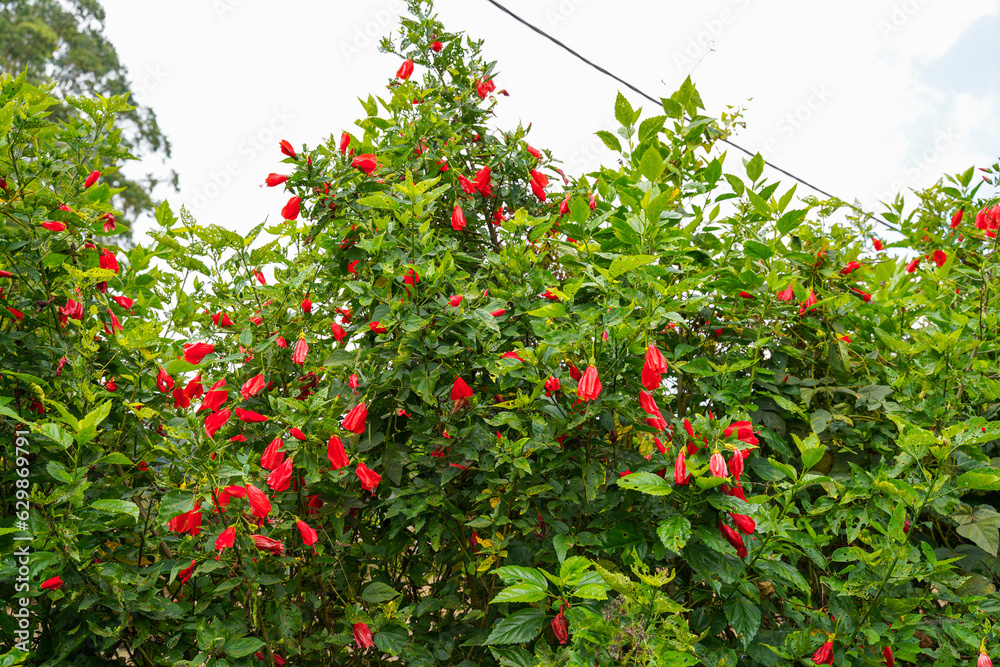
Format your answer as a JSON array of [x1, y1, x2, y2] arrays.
[[3, 2, 1000, 665]]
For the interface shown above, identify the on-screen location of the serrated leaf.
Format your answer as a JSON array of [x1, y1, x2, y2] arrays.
[[617, 472, 673, 496], [657, 516, 691, 552], [639, 147, 665, 182], [745, 154, 765, 182], [724, 595, 761, 646], [91, 499, 139, 522], [955, 470, 1000, 491], [608, 254, 656, 279], [614, 92, 634, 128], [490, 583, 548, 604], [595, 130, 621, 153], [224, 637, 264, 658], [485, 608, 546, 645]]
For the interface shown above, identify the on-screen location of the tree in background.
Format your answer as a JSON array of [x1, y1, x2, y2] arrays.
[[0, 0, 175, 232]]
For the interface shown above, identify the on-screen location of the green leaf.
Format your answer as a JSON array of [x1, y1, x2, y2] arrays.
[[745, 153, 765, 182], [493, 566, 550, 590], [609, 254, 655, 279], [357, 192, 398, 209], [36, 423, 73, 450], [743, 240, 772, 261], [617, 472, 673, 496], [953, 509, 1000, 556], [559, 556, 592, 586], [485, 608, 546, 645], [46, 461, 73, 483], [614, 92, 634, 128], [224, 637, 264, 658], [526, 303, 566, 318], [639, 146, 665, 182], [656, 516, 692, 552], [362, 582, 399, 603], [91, 499, 139, 522], [724, 595, 761, 646], [490, 583, 548, 604], [638, 115, 666, 143], [955, 470, 1000, 491], [595, 130, 621, 153], [801, 445, 826, 471]]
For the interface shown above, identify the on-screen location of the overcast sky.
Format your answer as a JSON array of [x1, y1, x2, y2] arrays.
[[99, 0, 1000, 238]]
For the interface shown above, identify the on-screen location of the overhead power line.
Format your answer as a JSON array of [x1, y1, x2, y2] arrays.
[[482, 0, 900, 233]]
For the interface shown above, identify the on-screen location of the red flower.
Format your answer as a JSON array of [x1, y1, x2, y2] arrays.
[[59, 298, 83, 325], [728, 450, 746, 479], [720, 521, 747, 558], [41, 220, 66, 232], [552, 609, 569, 644], [235, 407, 268, 423], [307, 494, 324, 514], [839, 261, 861, 275], [493, 208, 505, 225], [356, 462, 382, 493], [396, 59, 414, 80], [933, 249, 947, 267], [348, 259, 361, 275], [340, 132, 351, 154], [204, 408, 231, 439], [873, 238, 884, 251], [100, 212, 116, 232], [882, 647, 894, 667], [798, 289, 819, 316], [577, 365, 602, 401], [40, 576, 63, 590], [776, 284, 795, 301], [642, 344, 667, 391], [724, 420, 758, 447], [502, 350, 523, 362], [261, 437, 285, 470], [245, 483, 271, 518], [905, 257, 920, 273], [328, 435, 349, 470], [431, 40, 443, 52], [451, 376, 473, 402], [99, 249, 119, 273], [475, 77, 496, 99], [526, 144, 541, 159], [709, 452, 727, 477], [544, 376, 561, 397], [368, 321, 387, 334], [331, 322, 348, 342], [452, 205, 466, 231], [353, 622, 375, 649], [178, 559, 196, 585], [111, 295, 133, 312], [352, 154, 377, 175], [342, 402, 367, 434], [241, 374, 266, 399], [449, 295, 464, 307], [290, 427, 306, 441], [198, 379, 227, 412], [457, 173, 476, 194], [279, 140, 296, 158], [852, 287, 872, 303], [979, 651, 993, 667], [173, 386, 191, 409], [275, 336, 287, 348], [738, 290, 754, 299], [267, 457, 293, 492], [348, 373, 360, 394], [167, 508, 202, 534], [265, 173, 288, 187], [296, 520, 318, 548], [211, 312, 233, 327], [281, 196, 301, 221], [812, 641, 834, 665], [301, 296, 312, 314], [214, 526, 236, 560], [491, 308, 506, 317], [84, 170, 100, 188], [6, 307, 23, 322], [731, 513, 756, 535], [674, 451, 689, 485], [951, 208, 963, 229], [292, 337, 308, 365], [252, 535, 285, 555], [105, 377, 117, 392], [473, 166, 492, 197], [184, 342, 215, 364], [156, 368, 175, 393]]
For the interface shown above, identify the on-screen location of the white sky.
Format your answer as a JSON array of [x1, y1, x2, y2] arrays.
[[99, 0, 1000, 237]]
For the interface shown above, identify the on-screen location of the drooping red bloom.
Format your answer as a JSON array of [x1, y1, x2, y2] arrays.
[[40, 576, 64, 590], [852, 287, 872, 303], [184, 342, 215, 364], [292, 337, 308, 364], [502, 350, 524, 362], [348, 260, 361, 275], [473, 166, 492, 197], [456, 173, 476, 195], [905, 257, 920, 273], [431, 40, 443, 52], [342, 402, 367, 434], [328, 435, 350, 470], [683, 418, 695, 439], [301, 296, 312, 314], [882, 646, 894, 667], [979, 651, 993, 667], [178, 559, 196, 585], [491, 308, 506, 317], [279, 140, 296, 158], [260, 437, 285, 470], [839, 261, 861, 275], [41, 220, 66, 232], [241, 374, 266, 399], [198, 379, 227, 413], [731, 513, 756, 535], [873, 238, 884, 251], [155, 367, 174, 393], [369, 321, 386, 334], [214, 526, 236, 560], [339, 132, 350, 154], [951, 208, 964, 229], [275, 336, 287, 348], [173, 386, 191, 409], [290, 427, 306, 441], [719, 521, 747, 558], [475, 77, 496, 99], [353, 622, 375, 649], [452, 204, 466, 231], [245, 483, 271, 518], [58, 299, 83, 326], [352, 154, 377, 175], [933, 249, 947, 267], [451, 376, 473, 402], [812, 641, 834, 665], [449, 295, 464, 307], [252, 535, 285, 555], [776, 284, 795, 301], [281, 196, 301, 221], [204, 408, 231, 439], [724, 420, 759, 447], [577, 365, 602, 401], [168, 508, 203, 535], [396, 59, 414, 80], [798, 289, 819, 316], [642, 344, 667, 391], [84, 170, 100, 188], [265, 173, 288, 187], [331, 322, 348, 342], [544, 376, 561, 397], [348, 373, 360, 394], [552, 610, 569, 645], [404, 267, 420, 287], [99, 248, 119, 274], [211, 312, 233, 327], [356, 462, 382, 493], [235, 407, 269, 423], [709, 452, 727, 478], [296, 520, 318, 549], [674, 451, 689, 485], [267, 457, 293, 492], [111, 295, 134, 312]]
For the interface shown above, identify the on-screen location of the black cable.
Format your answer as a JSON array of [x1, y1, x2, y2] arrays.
[[482, 0, 901, 233]]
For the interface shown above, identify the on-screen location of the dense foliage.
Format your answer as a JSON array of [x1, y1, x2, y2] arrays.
[[3, 2, 1000, 665]]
